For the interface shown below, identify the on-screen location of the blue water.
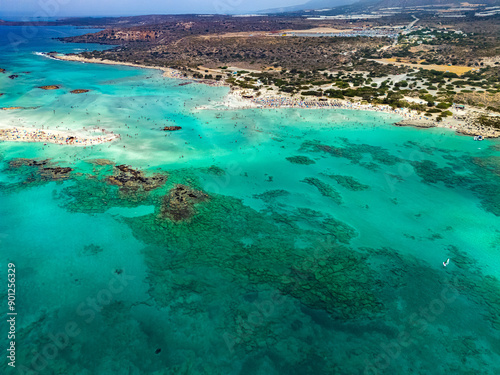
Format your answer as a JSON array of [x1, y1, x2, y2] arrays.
[[0, 26, 500, 374]]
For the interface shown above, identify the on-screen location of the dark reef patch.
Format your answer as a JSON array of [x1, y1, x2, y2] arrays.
[[82, 244, 104, 255], [106, 164, 168, 194], [253, 189, 290, 203], [324, 174, 369, 191], [1, 158, 73, 191], [322, 217, 357, 244], [126, 192, 381, 320], [160, 184, 209, 222], [300, 138, 403, 169], [199, 165, 225, 176], [2, 154, 500, 371], [286, 155, 316, 165], [410, 155, 500, 216], [301, 177, 342, 204]]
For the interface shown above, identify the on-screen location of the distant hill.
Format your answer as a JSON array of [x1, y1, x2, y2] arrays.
[[259, 0, 357, 14], [374, 0, 500, 7], [261, 0, 500, 14]]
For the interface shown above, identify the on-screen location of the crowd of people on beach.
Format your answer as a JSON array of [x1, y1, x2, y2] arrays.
[[163, 69, 185, 79], [234, 94, 420, 120], [252, 96, 409, 113], [0, 127, 120, 146]]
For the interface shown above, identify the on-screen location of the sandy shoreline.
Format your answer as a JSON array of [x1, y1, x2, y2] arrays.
[[51, 53, 179, 77], [32, 53, 500, 139], [0, 125, 120, 146], [50, 53, 225, 85], [197, 90, 500, 138]]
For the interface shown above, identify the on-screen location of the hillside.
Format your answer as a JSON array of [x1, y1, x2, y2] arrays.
[[263, 0, 500, 14]]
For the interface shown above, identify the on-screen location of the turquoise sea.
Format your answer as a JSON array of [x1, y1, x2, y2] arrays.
[[0, 26, 500, 374]]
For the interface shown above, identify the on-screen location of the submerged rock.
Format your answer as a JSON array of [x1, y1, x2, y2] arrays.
[[325, 174, 369, 191], [200, 165, 225, 176], [82, 244, 104, 255], [39, 167, 73, 181], [286, 155, 316, 165], [5, 158, 73, 185], [160, 184, 209, 221], [106, 164, 168, 193], [254, 189, 290, 203], [300, 139, 403, 168], [8, 158, 50, 168], [301, 177, 342, 204], [322, 217, 357, 244]]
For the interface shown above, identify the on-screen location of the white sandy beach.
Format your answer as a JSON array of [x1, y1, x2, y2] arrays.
[[25, 53, 500, 139], [196, 89, 500, 138], [0, 123, 120, 146]]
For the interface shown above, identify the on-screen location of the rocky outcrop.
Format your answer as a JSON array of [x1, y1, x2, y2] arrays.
[[7, 158, 73, 181], [160, 184, 208, 221], [8, 158, 50, 168], [70, 89, 90, 94], [106, 164, 168, 192], [1, 107, 23, 110], [1, 106, 38, 110], [162, 126, 182, 131], [40, 167, 74, 180], [38, 85, 60, 90], [394, 119, 436, 128], [456, 126, 500, 138]]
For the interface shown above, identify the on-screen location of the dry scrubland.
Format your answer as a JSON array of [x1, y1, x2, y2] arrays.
[[52, 13, 500, 134]]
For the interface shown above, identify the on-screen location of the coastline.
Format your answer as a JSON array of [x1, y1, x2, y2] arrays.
[[0, 125, 120, 147], [197, 89, 500, 138], [29, 53, 500, 139], [50, 53, 225, 85]]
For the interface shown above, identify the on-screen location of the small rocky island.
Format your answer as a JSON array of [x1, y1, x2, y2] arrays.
[[162, 126, 182, 131], [39, 85, 61, 90], [70, 89, 90, 94]]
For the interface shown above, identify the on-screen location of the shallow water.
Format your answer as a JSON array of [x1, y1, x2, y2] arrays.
[[1, 26, 500, 375]]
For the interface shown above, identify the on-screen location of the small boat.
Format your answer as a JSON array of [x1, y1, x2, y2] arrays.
[[443, 258, 450, 267], [474, 135, 484, 141]]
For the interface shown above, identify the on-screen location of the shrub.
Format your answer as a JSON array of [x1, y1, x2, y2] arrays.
[[436, 102, 452, 109]]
